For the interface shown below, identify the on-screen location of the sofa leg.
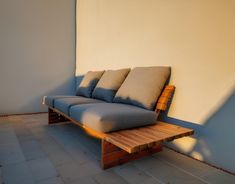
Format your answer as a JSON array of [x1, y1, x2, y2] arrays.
[[101, 139, 163, 169], [48, 108, 68, 124]]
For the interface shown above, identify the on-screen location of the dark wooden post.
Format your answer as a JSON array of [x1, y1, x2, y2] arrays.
[[101, 139, 163, 169], [48, 108, 68, 124]]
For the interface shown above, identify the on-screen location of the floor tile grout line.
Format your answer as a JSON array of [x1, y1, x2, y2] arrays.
[[27, 125, 100, 184], [155, 157, 210, 184], [113, 164, 164, 184], [11, 118, 46, 166], [132, 163, 166, 184], [2, 114, 234, 184], [9, 117, 62, 184], [25, 149, 62, 184], [34, 175, 64, 184]]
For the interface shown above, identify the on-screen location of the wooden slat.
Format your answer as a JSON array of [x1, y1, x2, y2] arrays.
[[142, 127, 173, 141], [156, 85, 175, 111], [117, 131, 153, 152], [105, 134, 138, 153], [150, 122, 193, 136], [105, 121, 194, 153], [108, 133, 140, 148], [119, 131, 155, 146], [147, 126, 192, 141]]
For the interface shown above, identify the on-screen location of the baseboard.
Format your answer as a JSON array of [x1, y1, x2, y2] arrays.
[[0, 112, 47, 117]]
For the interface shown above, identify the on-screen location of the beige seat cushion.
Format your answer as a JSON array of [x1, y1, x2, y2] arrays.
[[76, 71, 104, 97], [113, 66, 171, 110], [92, 68, 130, 102], [54, 96, 103, 115], [70, 103, 157, 133]]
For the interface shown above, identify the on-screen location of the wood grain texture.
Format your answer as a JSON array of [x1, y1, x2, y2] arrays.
[[104, 122, 194, 153], [156, 85, 175, 111], [101, 139, 163, 169]]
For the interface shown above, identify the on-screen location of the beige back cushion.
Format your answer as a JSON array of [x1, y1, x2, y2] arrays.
[[92, 68, 130, 102], [113, 66, 171, 110], [76, 71, 104, 97]]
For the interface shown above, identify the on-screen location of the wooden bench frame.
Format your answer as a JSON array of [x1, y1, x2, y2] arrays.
[[48, 85, 194, 169]]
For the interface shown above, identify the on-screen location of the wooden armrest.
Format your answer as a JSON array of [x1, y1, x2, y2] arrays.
[[156, 85, 175, 111]]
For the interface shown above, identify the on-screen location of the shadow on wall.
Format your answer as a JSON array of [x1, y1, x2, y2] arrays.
[[76, 75, 85, 87], [160, 88, 235, 173], [19, 77, 76, 114]]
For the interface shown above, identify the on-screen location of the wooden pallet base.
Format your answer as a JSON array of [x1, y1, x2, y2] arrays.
[[48, 108, 163, 168], [101, 139, 162, 169], [48, 107, 193, 169], [48, 108, 68, 124]]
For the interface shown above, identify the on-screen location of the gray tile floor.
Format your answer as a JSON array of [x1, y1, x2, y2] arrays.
[[0, 114, 234, 184]]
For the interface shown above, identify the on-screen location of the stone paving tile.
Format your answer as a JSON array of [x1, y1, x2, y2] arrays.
[[133, 156, 207, 184], [155, 148, 217, 177], [27, 157, 58, 182], [201, 169, 235, 184], [47, 127, 79, 147], [63, 145, 94, 164], [92, 170, 128, 184], [27, 125, 49, 136], [13, 125, 35, 142], [0, 167, 3, 184], [69, 176, 97, 184], [56, 161, 84, 183], [34, 134, 74, 166], [36, 176, 65, 184], [0, 127, 18, 145], [1, 114, 235, 184], [113, 163, 161, 184], [0, 143, 25, 166], [36, 135, 60, 153], [156, 148, 235, 183], [2, 162, 35, 184], [20, 140, 46, 161], [56, 161, 102, 183], [59, 132, 99, 160], [47, 149, 74, 167]]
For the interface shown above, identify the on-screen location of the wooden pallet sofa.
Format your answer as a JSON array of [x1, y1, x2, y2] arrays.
[[43, 67, 194, 169]]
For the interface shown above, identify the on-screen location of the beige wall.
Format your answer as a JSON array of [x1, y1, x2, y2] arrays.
[[76, 0, 235, 124], [0, 0, 76, 114]]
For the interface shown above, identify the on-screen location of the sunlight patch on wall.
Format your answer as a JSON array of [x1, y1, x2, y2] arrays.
[[171, 137, 197, 153], [191, 151, 203, 161], [76, 0, 235, 124]]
